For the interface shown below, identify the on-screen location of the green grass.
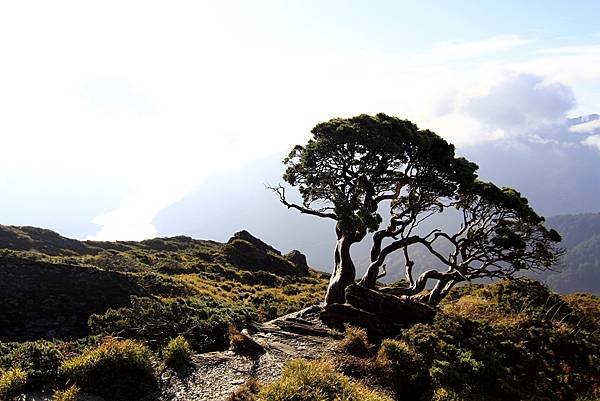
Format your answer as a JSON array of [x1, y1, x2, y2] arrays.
[[59, 338, 156, 400], [162, 336, 192, 369]]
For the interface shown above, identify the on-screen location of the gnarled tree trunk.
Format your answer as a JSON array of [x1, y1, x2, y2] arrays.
[[321, 284, 436, 337], [324, 231, 357, 305]]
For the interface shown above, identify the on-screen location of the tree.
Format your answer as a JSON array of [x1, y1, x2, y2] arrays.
[[272, 113, 478, 304], [274, 113, 563, 307]]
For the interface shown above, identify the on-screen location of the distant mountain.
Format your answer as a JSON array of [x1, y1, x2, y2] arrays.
[[541, 213, 600, 294]]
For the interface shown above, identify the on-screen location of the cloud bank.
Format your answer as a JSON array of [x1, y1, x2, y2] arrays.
[[0, 2, 599, 240]]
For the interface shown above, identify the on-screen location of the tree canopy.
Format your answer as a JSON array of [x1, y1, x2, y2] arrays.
[[274, 113, 562, 305]]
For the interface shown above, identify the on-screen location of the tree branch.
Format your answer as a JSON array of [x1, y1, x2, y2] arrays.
[[268, 185, 337, 220]]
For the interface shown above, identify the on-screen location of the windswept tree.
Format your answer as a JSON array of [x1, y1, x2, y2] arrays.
[[272, 113, 477, 304]]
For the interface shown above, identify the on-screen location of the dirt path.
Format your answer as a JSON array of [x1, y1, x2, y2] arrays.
[[158, 305, 341, 401]]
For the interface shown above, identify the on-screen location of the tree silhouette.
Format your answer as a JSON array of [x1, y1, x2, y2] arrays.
[[272, 113, 479, 304]]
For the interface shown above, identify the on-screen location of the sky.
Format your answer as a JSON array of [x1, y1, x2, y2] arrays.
[[1, 1, 600, 240]]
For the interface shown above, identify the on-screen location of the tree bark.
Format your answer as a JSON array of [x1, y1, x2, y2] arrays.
[[324, 232, 357, 305]]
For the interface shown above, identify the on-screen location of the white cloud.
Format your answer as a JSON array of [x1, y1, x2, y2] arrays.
[[570, 119, 600, 134], [582, 135, 600, 151], [421, 71, 577, 146]]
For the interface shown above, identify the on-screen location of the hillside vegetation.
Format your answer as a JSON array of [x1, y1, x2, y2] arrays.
[[0, 224, 599, 401], [253, 279, 599, 401], [0, 225, 328, 399]]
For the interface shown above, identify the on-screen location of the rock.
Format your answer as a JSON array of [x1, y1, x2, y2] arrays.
[[228, 230, 281, 255], [284, 250, 309, 274], [223, 239, 300, 277]]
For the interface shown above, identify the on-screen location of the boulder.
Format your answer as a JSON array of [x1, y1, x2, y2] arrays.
[[228, 230, 281, 255], [284, 250, 309, 274]]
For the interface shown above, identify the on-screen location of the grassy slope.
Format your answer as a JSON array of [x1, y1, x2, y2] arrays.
[[0, 224, 330, 398], [0, 225, 329, 335]]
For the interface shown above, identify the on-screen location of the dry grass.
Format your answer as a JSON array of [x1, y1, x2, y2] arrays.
[[257, 359, 392, 401], [338, 325, 372, 356], [52, 385, 80, 401]]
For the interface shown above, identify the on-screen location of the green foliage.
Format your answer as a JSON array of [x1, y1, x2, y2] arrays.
[[53, 385, 80, 401], [258, 359, 392, 401], [283, 113, 477, 234], [59, 338, 156, 401], [4, 340, 64, 389], [0, 367, 28, 400], [89, 296, 258, 352], [162, 336, 192, 369], [340, 279, 600, 401], [131, 271, 194, 297]]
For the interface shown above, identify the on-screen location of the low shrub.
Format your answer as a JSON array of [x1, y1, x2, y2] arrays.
[[376, 338, 427, 398], [59, 338, 156, 400], [258, 359, 392, 401], [338, 326, 371, 356], [376, 339, 422, 369], [0, 367, 28, 400], [89, 296, 257, 351], [53, 385, 80, 401], [7, 340, 64, 389], [163, 336, 192, 369]]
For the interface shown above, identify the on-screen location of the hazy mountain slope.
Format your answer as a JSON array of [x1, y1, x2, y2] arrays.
[[153, 154, 337, 270]]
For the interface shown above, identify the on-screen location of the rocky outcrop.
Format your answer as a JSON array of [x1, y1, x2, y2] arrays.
[[159, 305, 339, 401], [224, 231, 310, 277], [284, 250, 309, 275], [0, 256, 145, 341], [227, 230, 282, 255]]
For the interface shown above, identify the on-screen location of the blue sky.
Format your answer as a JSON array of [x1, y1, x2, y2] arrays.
[[0, 1, 599, 240]]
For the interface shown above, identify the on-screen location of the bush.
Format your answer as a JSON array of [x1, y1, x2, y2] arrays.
[[59, 338, 156, 400], [163, 336, 192, 369], [431, 387, 465, 401], [338, 326, 371, 356], [89, 296, 257, 352], [377, 339, 422, 369], [7, 340, 64, 389], [258, 359, 392, 401], [0, 367, 28, 400], [53, 385, 80, 401], [375, 339, 427, 398]]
